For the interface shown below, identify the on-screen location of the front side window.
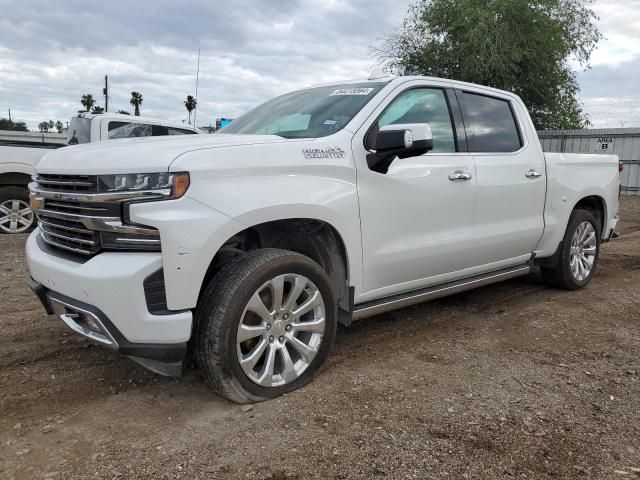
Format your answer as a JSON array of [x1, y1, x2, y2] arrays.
[[108, 122, 152, 139], [221, 82, 388, 138], [459, 92, 522, 153], [367, 88, 456, 153]]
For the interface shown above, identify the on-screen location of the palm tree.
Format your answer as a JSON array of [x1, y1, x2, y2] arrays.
[[81, 94, 95, 112], [184, 95, 197, 125], [55, 121, 64, 133], [130, 92, 143, 116]]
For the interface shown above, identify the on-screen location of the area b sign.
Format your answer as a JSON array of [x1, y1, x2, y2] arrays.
[[593, 137, 613, 152]]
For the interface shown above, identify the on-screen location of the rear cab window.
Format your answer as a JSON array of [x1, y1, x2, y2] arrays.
[[458, 92, 522, 152], [107, 122, 196, 139]]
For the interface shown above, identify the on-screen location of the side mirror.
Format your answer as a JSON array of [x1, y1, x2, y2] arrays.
[[367, 123, 433, 173]]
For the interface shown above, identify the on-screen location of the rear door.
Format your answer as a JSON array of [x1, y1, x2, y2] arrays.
[[457, 90, 546, 265]]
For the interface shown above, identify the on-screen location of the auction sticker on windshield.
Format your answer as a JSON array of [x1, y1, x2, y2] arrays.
[[330, 87, 374, 96]]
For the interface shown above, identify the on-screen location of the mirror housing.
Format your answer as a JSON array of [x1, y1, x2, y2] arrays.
[[367, 123, 434, 173]]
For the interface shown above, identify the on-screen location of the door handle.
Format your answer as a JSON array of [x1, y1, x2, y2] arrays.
[[525, 169, 542, 178], [448, 171, 473, 181]]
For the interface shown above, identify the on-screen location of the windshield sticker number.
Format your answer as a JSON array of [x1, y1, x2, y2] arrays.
[[330, 87, 374, 96]]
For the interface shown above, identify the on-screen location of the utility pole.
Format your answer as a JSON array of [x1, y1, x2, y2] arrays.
[[8, 108, 11, 121], [103, 75, 109, 112], [193, 48, 200, 127]]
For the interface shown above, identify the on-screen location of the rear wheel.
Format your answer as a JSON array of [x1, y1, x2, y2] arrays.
[[0, 186, 35, 234], [541, 209, 601, 290], [195, 248, 337, 403]]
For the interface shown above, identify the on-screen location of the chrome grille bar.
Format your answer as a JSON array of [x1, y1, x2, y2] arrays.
[[40, 232, 95, 255], [39, 225, 97, 245], [34, 177, 95, 187], [37, 218, 94, 235], [45, 201, 111, 212]]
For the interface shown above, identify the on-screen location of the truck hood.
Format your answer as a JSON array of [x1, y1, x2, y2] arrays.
[[36, 134, 292, 174]]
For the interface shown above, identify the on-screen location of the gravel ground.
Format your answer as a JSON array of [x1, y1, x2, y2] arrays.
[[1, 197, 640, 480]]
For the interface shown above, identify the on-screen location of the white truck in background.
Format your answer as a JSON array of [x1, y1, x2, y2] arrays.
[[27, 76, 620, 403], [0, 112, 200, 234]]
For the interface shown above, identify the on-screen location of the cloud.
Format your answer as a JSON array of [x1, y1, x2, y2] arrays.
[[0, 0, 637, 129], [0, 0, 409, 128]]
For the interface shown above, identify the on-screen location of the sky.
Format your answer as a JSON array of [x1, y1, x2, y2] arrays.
[[0, 0, 639, 130]]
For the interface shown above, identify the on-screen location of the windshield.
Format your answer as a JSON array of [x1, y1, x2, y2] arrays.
[[67, 117, 91, 145], [220, 82, 387, 138]]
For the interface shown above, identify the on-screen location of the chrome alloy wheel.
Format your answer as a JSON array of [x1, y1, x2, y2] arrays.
[[570, 221, 597, 281], [0, 199, 35, 233], [236, 274, 326, 387]]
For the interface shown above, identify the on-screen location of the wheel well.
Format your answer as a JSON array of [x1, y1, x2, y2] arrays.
[[0, 173, 31, 187], [200, 219, 351, 320], [574, 195, 606, 234]]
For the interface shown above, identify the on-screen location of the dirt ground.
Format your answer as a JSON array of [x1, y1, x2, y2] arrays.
[[1, 198, 639, 480]]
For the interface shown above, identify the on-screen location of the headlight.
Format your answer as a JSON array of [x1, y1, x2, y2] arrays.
[[98, 172, 190, 199]]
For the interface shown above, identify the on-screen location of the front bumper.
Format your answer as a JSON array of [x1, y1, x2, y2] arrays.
[[28, 278, 186, 376], [26, 231, 192, 376]]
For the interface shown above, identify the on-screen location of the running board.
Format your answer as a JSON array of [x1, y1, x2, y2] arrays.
[[352, 264, 531, 321]]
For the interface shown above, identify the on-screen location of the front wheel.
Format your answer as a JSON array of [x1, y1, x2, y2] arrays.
[[0, 186, 36, 234], [195, 248, 337, 403], [541, 209, 601, 290]]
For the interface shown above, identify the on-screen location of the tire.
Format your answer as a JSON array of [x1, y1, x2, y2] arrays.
[[541, 209, 601, 290], [0, 186, 36, 234], [195, 248, 337, 403]]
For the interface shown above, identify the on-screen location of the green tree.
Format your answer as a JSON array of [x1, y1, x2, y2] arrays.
[[92, 106, 105, 114], [13, 121, 28, 131], [38, 121, 50, 132], [130, 92, 143, 116], [55, 120, 64, 133], [377, 0, 601, 130], [184, 95, 197, 125], [0, 118, 28, 131], [116, 109, 131, 115], [81, 94, 95, 112]]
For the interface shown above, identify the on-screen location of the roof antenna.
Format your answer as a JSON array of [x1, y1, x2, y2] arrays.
[[368, 64, 394, 81]]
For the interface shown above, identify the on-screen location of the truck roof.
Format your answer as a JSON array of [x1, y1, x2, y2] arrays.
[[302, 74, 522, 103], [73, 112, 201, 132]]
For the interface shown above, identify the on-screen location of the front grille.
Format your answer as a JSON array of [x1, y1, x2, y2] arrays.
[[32, 175, 161, 257], [35, 174, 98, 192]]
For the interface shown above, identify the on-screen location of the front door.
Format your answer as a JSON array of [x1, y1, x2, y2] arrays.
[[353, 86, 477, 302]]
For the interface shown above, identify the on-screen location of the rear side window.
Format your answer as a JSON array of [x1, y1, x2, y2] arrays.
[[459, 93, 522, 152], [108, 122, 152, 139]]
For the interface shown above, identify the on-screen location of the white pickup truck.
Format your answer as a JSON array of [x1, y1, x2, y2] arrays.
[[26, 76, 620, 403], [0, 112, 199, 234]]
